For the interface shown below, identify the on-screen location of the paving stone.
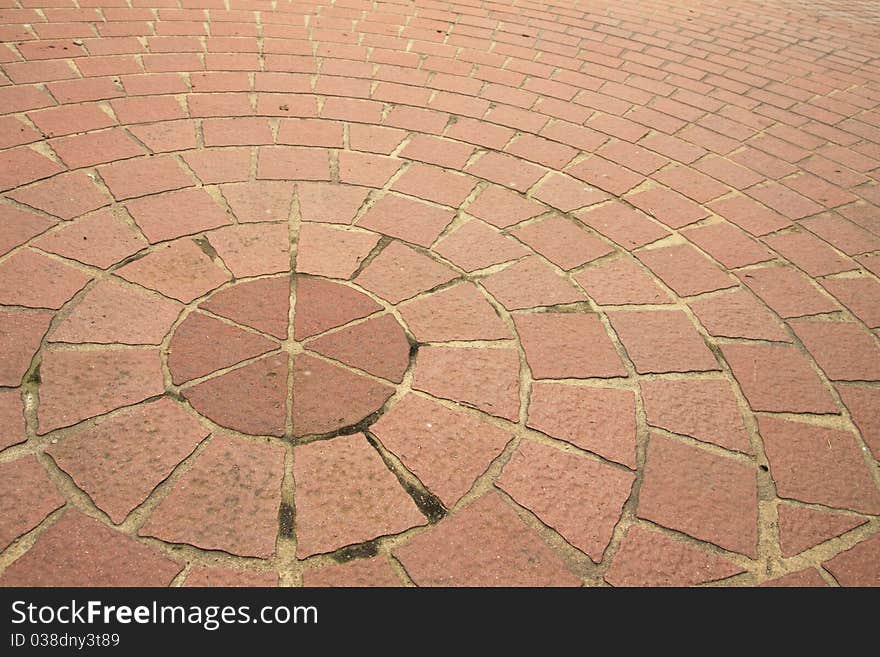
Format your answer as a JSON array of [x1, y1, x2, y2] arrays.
[[185, 568, 279, 587], [32, 207, 148, 268], [498, 440, 634, 561], [399, 282, 511, 342], [721, 343, 838, 414], [481, 256, 586, 310], [636, 243, 736, 296], [637, 433, 759, 557], [466, 185, 546, 228], [837, 385, 880, 460], [392, 163, 477, 207], [0, 248, 91, 309], [182, 148, 251, 185], [220, 180, 295, 223], [760, 569, 828, 587], [302, 558, 401, 587], [355, 241, 457, 304], [608, 309, 719, 374], [640, 378, 752, 453], [126, 187, 232, 243], [758, 416, 880, 514], [183, 354, 288, 437], [532, 172, 609, 211], [206, 222, 290, 277], [0, 389, 27, 451], [292, 354, 394, 436], [0, 308, 53, 386], [0, 204, 55, 257], [789, 319, 880, 381], [626, 187, 709, 229], [822, 535, 880, 586], [339, 151, 404, 187], [357, 193, 455, 248], [169, 312, 278, 384], [605, 526, 744, 587], [295, 223, 379, 279], [394, 492, 580, 586], [510, 214, 613, 270], [293, 277, 381, 339], [736, 265, 839, 318], [306, 314, 410, 383], [141, 434, 285, 557], [688, 289, 792, 342], [412, 345, 520, 421], [0, 456, 64, 550], [820, 276, 880, 328], [199, 276, 290, 340], [115, 239, 229, 303], [99, 154, 193, 200], [49, 279, 182, 345], [576, 201, 670, 250], [573, 256, 672, 305], [257, 146, 331, 181], [776, 503, 867, 557], [764, 230, 857, 276], [8, 170, 112, 220], [515, 312, 626, 379], [297, 182, 370, 224], [682, 221, 774, 268], [709, 194, 792, 236], [38, 347, 165, 434], [2, 510, 176, 589], [433, 219, 529, 272], [47, 398, 208, 523], [294, 433, 426, 557], [371, 393, 513, 507]]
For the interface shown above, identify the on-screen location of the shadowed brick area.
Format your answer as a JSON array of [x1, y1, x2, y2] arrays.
[[0, 0, 878, 588]]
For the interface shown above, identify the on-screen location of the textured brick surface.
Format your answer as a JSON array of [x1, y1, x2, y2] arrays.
[[3, 0, 880, 587]]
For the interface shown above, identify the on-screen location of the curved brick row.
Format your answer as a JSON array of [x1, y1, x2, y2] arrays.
[[0, 0, 879, 588]]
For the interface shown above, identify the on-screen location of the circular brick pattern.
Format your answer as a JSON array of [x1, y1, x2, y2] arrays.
[[1, 0, 879, 588], [168, 273, 411, 438]]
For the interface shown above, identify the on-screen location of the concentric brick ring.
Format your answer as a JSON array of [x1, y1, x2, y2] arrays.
[[1, 0, 880, 588]]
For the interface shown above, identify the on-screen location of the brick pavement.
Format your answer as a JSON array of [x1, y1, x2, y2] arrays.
[[0, 0, 879, 587]]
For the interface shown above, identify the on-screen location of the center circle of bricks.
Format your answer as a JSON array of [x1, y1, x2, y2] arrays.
[[167, 274, 412, 438]]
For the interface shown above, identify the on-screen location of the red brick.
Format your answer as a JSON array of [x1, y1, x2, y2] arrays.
[[302, 559, 400, 588], [759, 416, 880, 514], [0, 249, 91, 310], [276, 118, 344, 147], [183, 354, 287, 436], [0, 117, 42, 149], [789, 319, 880, 382], [510, 214, 612, 270], [0, 147, 65, 192], [433, 219, 528, 272], [573, 256, 672, 306], [297, 182, 369, 224], [199, 276, 289, 340], [515, 312, 626, 379], [115, 239, 229, 303], [110, 95, 187, 124], [220, 180, 294, 223], [576, 202, 670, 250], [736, 265, 839, 318], [127, 119, 198, 153], [37, 346, 164, 433], [626, 187, 709, 229], [0, 390, 27, 451], [28, 102, 115, 138], [721, 343, 837, 414], [820, 276, 880, 328], [295, 223, 379, 280], [637, 243, 735, 297], [681, 221, 773, 268], [638, 433, 758, 557], [9, 170, 111, 220], [99, 154, 193, 200], [400, 134, 474, 169], [567, 155, 643, 195], [182, 147, 252, 183], [33, 207, 147, 269], [800, 213, 880, 256], [399, 282, 511, 342], [531, 172, 609, 211], [777, 503, 866, 557], [142, 434, 285, 557], [608, 309, 719, 374], [498, 440, 633, 561], [481, 256, 586, 310], [0, 205, 55, 257], [392, 163, 477, 206], [747, 183, 824, 220], [0, 309, 54, 387], [49, 127, 144, 168], [257, 146, 331, 181], [393, 492, 580, 586], [294, 433, 425, 557], [466, 185, 546, 228], [357, 193, 454, 247], [338, 151, 403, 187], [466, 151, 545, 192], [412, 345, 520, 421], [126, 187, 231, 243], [355, 241, 456, 304], [605, 526, 743, 587], [0, 457, 64, 551], [823, 535, 880, 587], [372, 393, 513, 506], [292, 277, 381, 340], [709, 195, 792, 236], [203, 117, 273, 146], [348, 123, 407, 154], [0, 511, 181, 587], [688, 289, 791, 342], [653, 165, 730, 203], [47, 398, 207, 523], [837, 385, 880, 460]]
